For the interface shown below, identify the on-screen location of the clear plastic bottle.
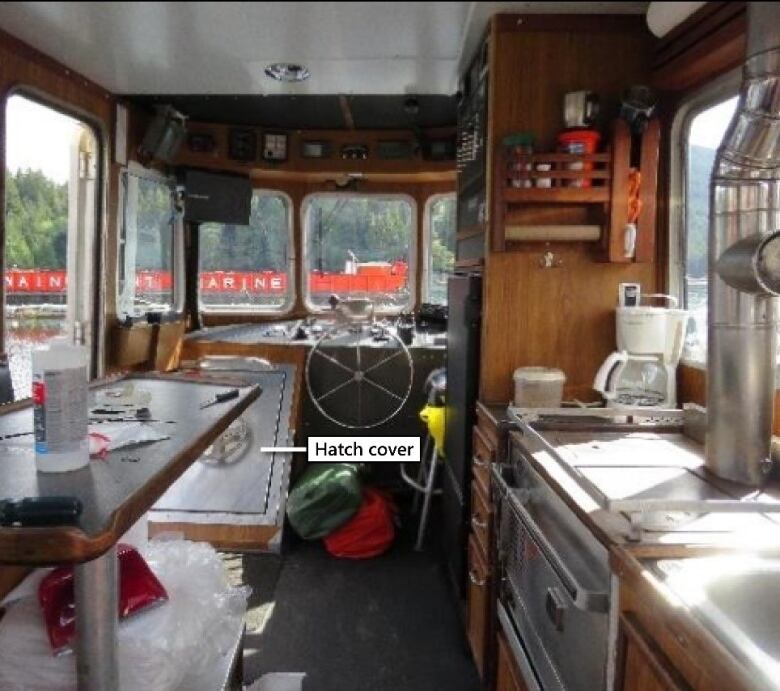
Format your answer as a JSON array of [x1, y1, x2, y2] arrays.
[[32, 335, 89, 473]]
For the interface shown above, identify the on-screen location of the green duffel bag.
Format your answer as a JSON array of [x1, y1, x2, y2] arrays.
[[286, 464, 362, 539]]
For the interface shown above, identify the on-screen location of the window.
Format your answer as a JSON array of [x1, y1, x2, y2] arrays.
[[4, 94, 100, 399], [117, 168, 181, 319], [198, 191, 293, 313], [423, 194, 456, 305], [302, 194, 416, 312], [675, 91, 739, 362]]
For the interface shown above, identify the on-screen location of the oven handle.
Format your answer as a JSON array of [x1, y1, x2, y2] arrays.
[[497, 602, 544, 691], [498, 470, 609, 614]]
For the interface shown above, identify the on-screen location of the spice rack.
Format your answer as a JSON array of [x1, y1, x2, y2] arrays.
[[492, 118, 660, 262]]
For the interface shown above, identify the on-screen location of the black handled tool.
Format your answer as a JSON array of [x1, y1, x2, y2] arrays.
[[0, 497, 83, 527], [199, 388, 240, 409]]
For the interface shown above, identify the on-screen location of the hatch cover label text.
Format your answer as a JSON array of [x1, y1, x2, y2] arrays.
[[308, 436, 421, 463]]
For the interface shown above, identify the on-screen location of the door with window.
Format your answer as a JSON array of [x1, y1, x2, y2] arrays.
[[3, 94, 100, 400]]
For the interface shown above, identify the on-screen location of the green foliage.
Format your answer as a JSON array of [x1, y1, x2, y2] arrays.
[[200, 194, 289, 271], [133, 176, 174, 271], [4, 169, 68, 269], [429, 196, 456, 274], [307, 197, 412, 272], [686, 144, 716, 279]]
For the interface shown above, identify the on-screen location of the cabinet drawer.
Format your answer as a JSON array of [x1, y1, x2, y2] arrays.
[[476, 405, 502, 450], [467, 533, 491, 680], [472, 425, 494, 497], [471, 480, 491, 559]]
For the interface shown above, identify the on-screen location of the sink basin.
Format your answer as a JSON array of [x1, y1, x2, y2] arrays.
[[654, 557, 780, 689]]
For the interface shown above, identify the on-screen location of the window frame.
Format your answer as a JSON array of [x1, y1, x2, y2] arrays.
[[2, 86, 106, 379], [300, 192, 418, 314], [669, 69, 741, 366], [197, 188, 295, 315], [422, 192, 457, 305], [116, 163, 184, 322]]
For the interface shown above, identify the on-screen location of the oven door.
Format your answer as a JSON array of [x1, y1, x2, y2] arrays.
[[498, 601, 543, 691], [494, 460, 610, 691]]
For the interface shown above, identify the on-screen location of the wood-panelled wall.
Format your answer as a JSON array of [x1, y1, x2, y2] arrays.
[[480, 15, 658, 403]]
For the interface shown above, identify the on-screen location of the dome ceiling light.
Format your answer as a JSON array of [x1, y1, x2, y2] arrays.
[[264, 63, 311, 83]]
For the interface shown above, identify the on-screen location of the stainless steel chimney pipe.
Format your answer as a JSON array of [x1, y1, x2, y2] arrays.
[[707, 2, 780, 486]]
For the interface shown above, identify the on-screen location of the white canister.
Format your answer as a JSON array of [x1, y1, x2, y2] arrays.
[[513, 367, 566, 408], [32, 336, 90, 473]]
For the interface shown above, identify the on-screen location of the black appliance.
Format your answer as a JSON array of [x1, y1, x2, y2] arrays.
[[183, 170, 252, 225], [139, 105, 186, 163], [442, 273, 482, 597]]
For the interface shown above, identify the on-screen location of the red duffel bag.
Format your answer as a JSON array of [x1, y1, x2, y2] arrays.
[[324, 488, 396, 559]]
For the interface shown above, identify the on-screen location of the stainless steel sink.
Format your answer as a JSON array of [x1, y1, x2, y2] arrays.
[[653, 557, 780, 689]]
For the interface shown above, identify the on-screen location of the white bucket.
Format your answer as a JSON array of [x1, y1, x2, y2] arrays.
[[513, 367, 566, 408]]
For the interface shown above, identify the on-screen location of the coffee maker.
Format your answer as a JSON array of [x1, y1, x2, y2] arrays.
[[593, 296, 688, 409]]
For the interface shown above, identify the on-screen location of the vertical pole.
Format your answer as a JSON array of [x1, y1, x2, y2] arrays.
[[74, 545, 119, 690]]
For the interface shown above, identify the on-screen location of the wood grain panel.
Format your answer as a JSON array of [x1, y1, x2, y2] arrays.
[[147, 521, 281, 552], [481, 248, 655, 403], [480, 16, 656, 404], [652, 2, 746, 92]]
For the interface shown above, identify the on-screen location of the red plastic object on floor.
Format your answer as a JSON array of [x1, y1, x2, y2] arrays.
[[38, 543, 168, 654], [324, 488, 396, 559]]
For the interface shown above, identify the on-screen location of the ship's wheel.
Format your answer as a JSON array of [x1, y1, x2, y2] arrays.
[[306, 321, 414, 429]]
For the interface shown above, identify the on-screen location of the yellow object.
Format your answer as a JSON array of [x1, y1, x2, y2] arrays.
[[419, 404, 446, 457]]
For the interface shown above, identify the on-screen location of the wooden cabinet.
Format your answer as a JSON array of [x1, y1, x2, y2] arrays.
[[496, 630, 529, 691], [614, 552, 754, 691], [464, 404, 510, 688], [616, 613, 693, 691], [467, 534, 491, 678]]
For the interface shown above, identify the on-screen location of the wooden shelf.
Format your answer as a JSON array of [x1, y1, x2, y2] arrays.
[[502, 187, 610, 204], [492, 118, 660, 262]]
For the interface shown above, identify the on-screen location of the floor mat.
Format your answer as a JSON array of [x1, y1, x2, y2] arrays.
[[224, 527, 481, 691]]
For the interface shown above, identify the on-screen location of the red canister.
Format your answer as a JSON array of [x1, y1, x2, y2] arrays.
[[557, 129, 601, 187]]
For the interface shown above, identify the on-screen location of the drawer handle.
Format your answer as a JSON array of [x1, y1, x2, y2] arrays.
[[545, 587, 567, 632], [473, 456, 488, 468], [471, 514, 488, 530], [469, 570, 486, 587]]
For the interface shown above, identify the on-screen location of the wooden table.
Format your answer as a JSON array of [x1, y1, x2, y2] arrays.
[[0, 375, 260, 690]]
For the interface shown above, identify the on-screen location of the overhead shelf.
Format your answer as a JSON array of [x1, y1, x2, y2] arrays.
[[492, 119, 660, 262]]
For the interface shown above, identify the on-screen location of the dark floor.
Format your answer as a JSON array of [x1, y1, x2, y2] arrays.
[[222, 506, 482, 691]]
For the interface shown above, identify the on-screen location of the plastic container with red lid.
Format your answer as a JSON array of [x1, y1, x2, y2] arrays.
[[557, 129, 601, 188]]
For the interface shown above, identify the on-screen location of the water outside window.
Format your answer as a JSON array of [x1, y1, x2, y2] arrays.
[[199, 192, 292, 312], [303, 195, 415, 312], [4, 95, 98, 398], [424, 195, 456, 305], [684, 95, 739, 362]]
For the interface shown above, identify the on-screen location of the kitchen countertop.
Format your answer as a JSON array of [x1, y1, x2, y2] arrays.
[[500, 406, 780, 689]]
